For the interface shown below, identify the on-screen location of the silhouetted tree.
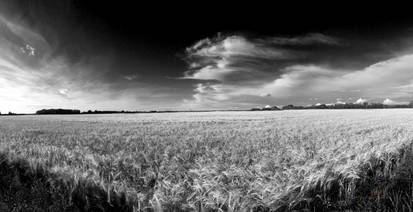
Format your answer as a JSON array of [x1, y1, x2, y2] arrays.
[[36, 109, 80, 115]]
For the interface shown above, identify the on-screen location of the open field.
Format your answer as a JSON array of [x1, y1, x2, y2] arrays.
[[2, 110, 413, 211]]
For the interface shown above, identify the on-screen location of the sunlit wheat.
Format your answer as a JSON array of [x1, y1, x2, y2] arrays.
[[1, 109, 413, 210]]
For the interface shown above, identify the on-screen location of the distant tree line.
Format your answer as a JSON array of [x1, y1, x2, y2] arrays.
[[0, 111, 20, 115], [36, 109, 81, 114]]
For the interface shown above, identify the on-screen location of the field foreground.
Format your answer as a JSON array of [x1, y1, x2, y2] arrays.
[[1, 110, 413, 211]]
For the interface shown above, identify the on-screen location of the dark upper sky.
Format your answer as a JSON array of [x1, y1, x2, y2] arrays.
[[1, 0, 413, 112]]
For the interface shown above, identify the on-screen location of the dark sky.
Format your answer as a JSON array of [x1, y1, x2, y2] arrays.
[[1, 0, 413, 112]]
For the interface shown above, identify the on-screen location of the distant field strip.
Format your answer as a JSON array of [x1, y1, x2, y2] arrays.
[[1, 110, 413, 211]]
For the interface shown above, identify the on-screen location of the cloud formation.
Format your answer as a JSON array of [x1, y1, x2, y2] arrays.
[[0, 15, 151, 113], [182, 34, 413, 109], [0, 7, 195, 113], [182, 33, 340, 82]]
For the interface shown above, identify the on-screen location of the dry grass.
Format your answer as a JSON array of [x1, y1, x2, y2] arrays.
[[1, 109, 413, 211]]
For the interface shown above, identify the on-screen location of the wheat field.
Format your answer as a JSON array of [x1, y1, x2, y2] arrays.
[[1, 109, 413, 211]]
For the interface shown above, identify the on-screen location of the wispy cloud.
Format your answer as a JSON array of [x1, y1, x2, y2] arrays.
[[268, 33, 341, 46], [182, 34, 303, 82], [123, 74, 138, 81]]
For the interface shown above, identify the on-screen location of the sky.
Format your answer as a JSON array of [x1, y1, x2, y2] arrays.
[[1, 1, 413, 113]]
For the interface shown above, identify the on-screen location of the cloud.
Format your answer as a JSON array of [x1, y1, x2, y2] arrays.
[[182, 33, 413, 109], [269, 33, 340, 45], [354, 98, 367, 104], [336, 99, 346, 104], [123, 74, 138, 81], [0, 14, 150, 113], [182, 35, 291, 82], [58, 88, 69, 96], [183, 33, 341, 81], [20, 44, 36, 56], [259, 55, 413, 100], [183, 33, 339, 81], [383, 98, 407, 105], [186, 35, 288, 60]]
